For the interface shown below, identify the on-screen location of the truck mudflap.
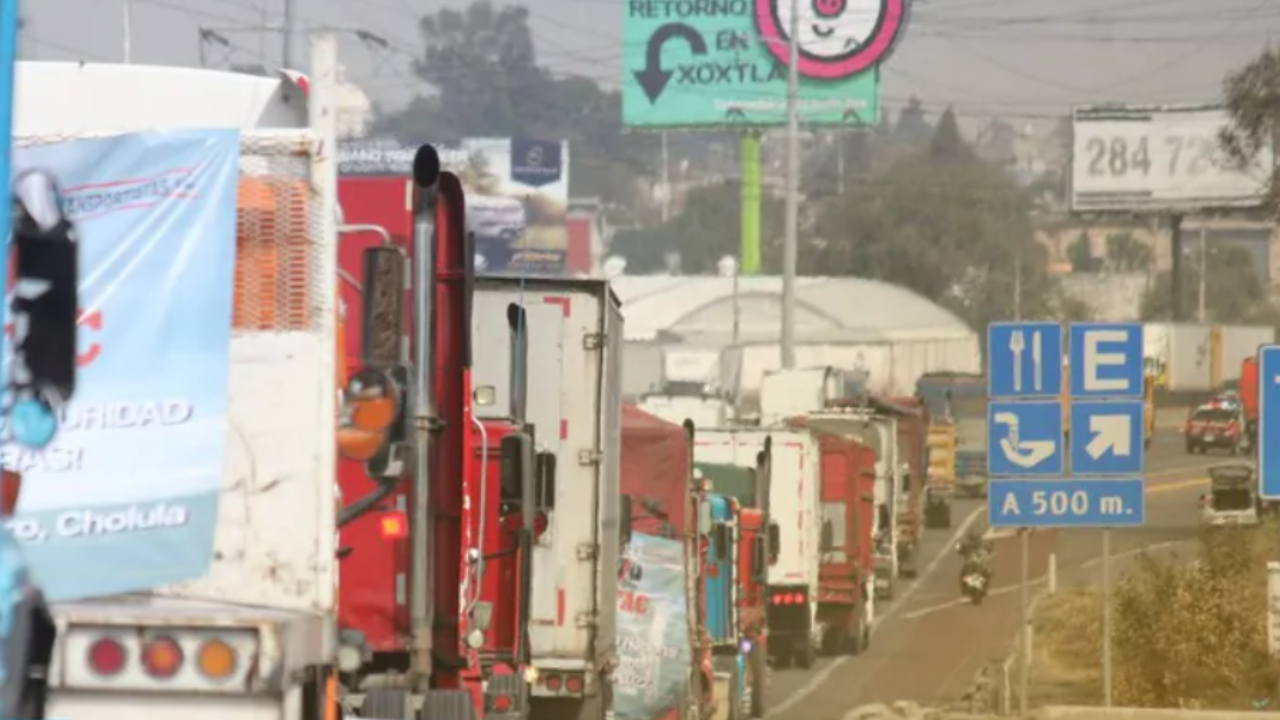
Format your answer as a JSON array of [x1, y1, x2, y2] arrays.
[[483, 671, 529, 720]]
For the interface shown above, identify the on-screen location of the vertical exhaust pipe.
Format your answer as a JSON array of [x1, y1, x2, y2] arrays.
[[507, 304, 529, 426], [409, 145, 441, 686]]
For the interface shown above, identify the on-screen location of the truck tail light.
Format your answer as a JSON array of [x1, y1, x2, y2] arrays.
[[545, 674, 563, 691], [565, 674, 584, 693], [87, 637, 127, 676], [196, 639, 239, 680], [379, 511, 408, 540], [492, 694, 514, 712], [141, 636, 184, 679]]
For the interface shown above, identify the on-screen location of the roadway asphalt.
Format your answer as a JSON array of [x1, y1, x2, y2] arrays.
[[764, 427, 1214, 720]]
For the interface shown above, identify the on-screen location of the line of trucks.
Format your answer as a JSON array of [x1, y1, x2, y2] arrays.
[[5, 41, 1007, 720]]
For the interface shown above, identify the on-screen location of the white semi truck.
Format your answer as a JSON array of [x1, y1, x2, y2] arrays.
[[470, 276, 623, 720], [14, 38, 341, 720]]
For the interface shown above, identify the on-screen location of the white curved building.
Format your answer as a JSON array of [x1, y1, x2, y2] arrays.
[[610, 274, 981, 400]]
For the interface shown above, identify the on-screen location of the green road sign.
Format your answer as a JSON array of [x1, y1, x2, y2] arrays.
[[622, 0, 908, 128]]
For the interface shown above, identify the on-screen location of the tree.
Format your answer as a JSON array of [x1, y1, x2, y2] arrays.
[[1105, 232, 1152, 272], [1140, 245, 1274, 323], [809, 151, 1083, 329], [929, 107, 973, 164], [895, 96, 931, 141], [609, 182, 785, 274], [1067, 232, 1096, 273], [375, 1, 657, 217], [1220, 47, 1280, 210]]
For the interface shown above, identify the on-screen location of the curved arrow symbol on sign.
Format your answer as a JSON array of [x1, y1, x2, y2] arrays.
[[633, 23, 708, 103]]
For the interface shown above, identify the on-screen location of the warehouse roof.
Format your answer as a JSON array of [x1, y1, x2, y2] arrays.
[[610, 275, 974, 342]]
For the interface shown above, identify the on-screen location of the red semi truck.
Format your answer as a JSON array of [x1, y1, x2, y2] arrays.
[[814, 432, 877, 655], [335, 147, 546, 720]]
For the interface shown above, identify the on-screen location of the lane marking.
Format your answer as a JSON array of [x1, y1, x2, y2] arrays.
[[899, 540, 1187, 620], [774, 467, 1206, 716], [767, 504, 986, 718]]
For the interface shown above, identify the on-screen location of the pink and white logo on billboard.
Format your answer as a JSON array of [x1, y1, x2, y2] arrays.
[[755, 0, 908, 80]]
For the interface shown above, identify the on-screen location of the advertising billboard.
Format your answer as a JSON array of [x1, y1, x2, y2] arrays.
[[622, 0, 909, 128], [339, 136, 570, 274], [1070, 105, 1273, 213]]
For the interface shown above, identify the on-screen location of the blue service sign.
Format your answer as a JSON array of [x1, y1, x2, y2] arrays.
[[988, 478, 1145, 528], [987, 322, 1063, 399], [1259, 346, 1280, 499], [987, 401, 1063, 477], [1068, 323, 1144, 399], [1069, 401, 1146, 476]]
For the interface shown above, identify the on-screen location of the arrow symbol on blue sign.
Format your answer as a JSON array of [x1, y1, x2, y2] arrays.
[[634, 23, 707, 103], [1086, 414, 1132, 459]]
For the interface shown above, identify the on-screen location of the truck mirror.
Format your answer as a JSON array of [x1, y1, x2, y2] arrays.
[[359, 246, 407, 368], [337, 369, 401, 462], [619, 495, 633, 546], [767, 522, 781, 561], [500, 433, 536, 530], [698, 500, 713, 537], [711, 523, 730, 562], [11, 172, 80, 419], [0, 585, 56, 720], [751, 535, 767, 583], [536, 451, 557, 510], [820, 520, 835, 553]]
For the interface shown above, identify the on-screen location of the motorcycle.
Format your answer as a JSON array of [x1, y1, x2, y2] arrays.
[[960, 564, 989, 605]]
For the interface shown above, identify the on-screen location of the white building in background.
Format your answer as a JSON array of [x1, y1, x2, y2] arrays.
[[609, 269, 982, 404], [334, 65, 373, 138]]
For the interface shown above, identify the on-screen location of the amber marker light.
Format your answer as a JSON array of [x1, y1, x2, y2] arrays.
[[197, 638, 238, 680]]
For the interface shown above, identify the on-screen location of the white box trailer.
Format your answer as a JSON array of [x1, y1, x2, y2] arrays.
[[693, 428, 822, 668], [13, 40, 341, 720], [471, 276, 622, 720]]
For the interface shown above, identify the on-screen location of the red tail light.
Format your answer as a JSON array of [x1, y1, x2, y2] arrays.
[[565, 674, 585, 693], [87, 637, 127, 676], [141, 637, 184, 679], [492, 694, 514, 712], [545, 674, 563, 692], [379, 511, 408, 540]]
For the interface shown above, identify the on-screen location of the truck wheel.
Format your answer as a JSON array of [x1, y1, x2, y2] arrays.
[[361, 688, 413, 720], [748, 646, 766, 718], [794, 642, 816, 670], [939, 503, 952, 529]]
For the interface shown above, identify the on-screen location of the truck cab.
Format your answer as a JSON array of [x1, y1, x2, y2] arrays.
[[704, 492, 756, 720]]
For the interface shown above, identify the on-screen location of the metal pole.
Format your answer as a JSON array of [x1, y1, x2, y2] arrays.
[[1102, 528, 1113, 707], [1014, 245, 1022, 321], [282, 0, 296, 68], [660, 131, 670, 223], [780, 0, 800, 369], [836, 132, 845, 196], [1019, 529, 1030, 715], [123, 0, 132, 63], [1197, 221, 1207, 323]]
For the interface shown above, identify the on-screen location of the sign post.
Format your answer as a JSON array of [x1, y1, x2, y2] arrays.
[[987, 321, 1146, 711]]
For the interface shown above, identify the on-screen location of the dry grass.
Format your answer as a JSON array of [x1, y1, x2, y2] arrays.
[[1030, 585, 1104, 705], [1026, 525, 1280, 709]]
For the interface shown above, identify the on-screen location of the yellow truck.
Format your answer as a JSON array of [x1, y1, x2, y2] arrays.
[[1061, 358, 1156, 449]]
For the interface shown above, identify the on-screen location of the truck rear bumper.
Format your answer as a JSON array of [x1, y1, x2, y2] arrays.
[[51, 691, 286, 720]]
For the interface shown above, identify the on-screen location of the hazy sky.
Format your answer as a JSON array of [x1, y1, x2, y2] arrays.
[[20, 0, 1280, 130]]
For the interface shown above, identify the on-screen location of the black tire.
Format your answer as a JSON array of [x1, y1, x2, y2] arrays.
[[772, 650, 792, 670], [361, 688, 413, 720], [749, 644, 767, 718], [795, 641, 816, 670], [939, 503, 952, 529]]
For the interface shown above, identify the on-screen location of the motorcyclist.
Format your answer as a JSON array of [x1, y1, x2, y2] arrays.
[[956, 527, 994, 577]]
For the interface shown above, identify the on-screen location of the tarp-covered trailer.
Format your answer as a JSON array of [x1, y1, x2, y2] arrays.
[[622, 404, 691, 536]]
